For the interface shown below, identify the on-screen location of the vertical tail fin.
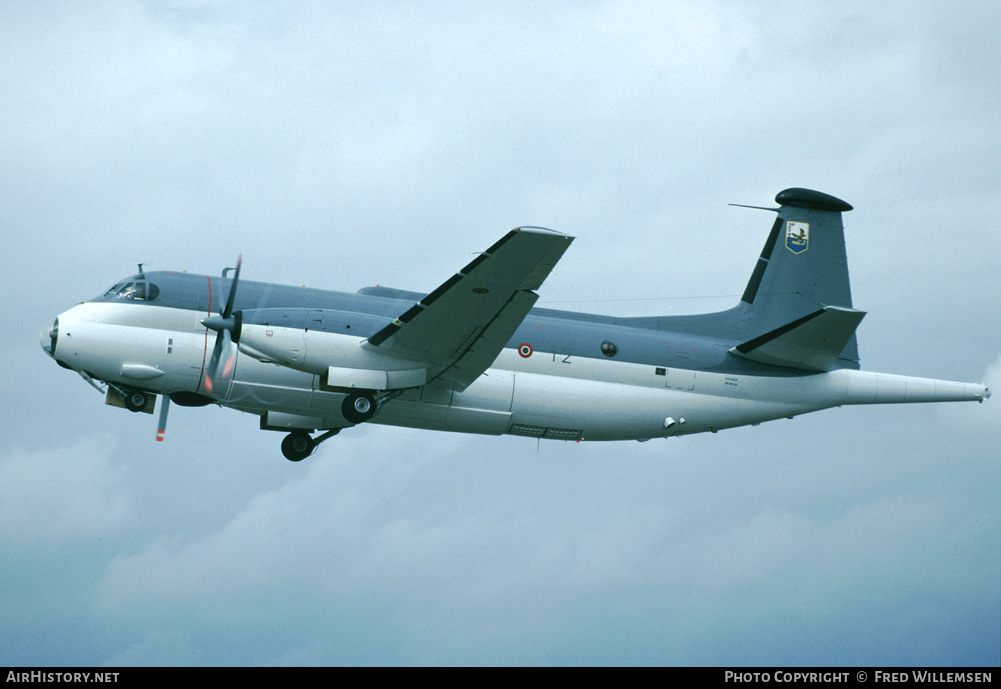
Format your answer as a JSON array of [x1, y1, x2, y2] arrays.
[[739, 188, 860, 366]]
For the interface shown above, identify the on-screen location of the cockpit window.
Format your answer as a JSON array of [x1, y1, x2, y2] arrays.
[[112, 281, 160, 301]]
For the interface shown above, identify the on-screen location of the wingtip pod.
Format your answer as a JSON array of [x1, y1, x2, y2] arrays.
[[842, 370, 991, 405]]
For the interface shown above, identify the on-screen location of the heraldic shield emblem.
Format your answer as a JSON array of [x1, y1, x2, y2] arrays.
[[785, 221, 809, 254]]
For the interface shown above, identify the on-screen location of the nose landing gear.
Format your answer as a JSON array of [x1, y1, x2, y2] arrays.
[[124, 390, 151, 413]]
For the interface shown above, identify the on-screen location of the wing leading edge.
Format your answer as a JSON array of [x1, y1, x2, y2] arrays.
[[365, 227, 574, 390]]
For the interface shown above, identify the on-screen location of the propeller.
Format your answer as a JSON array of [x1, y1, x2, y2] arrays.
[[202, 255, 243, 395], [153, 257, 242, 442]]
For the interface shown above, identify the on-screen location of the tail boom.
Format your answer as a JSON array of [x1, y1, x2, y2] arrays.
[[839, 370, 991, 405]]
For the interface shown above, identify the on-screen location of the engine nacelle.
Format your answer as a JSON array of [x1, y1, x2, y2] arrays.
[[238, 322, 429, 390]]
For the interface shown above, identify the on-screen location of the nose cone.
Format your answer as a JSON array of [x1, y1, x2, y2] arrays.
[[40, 318, 58, 358]]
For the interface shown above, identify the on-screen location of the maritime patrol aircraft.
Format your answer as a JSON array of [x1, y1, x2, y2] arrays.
[[40, 188, 990, 461]]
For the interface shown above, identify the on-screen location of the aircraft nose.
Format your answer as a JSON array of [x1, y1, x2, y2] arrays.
[[40, 318, 58, 358]]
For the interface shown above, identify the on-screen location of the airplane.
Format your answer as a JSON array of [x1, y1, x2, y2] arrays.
[[40, 188, 990, 461]]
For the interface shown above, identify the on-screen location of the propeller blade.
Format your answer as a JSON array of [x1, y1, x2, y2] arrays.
[[222, 346, 236, 379], [156, 395, 170, 442], [204, 328, 233, 395], [222, 254, 242, 319]]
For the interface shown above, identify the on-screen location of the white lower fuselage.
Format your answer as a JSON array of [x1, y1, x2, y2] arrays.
[[50, 301, 989, 442]]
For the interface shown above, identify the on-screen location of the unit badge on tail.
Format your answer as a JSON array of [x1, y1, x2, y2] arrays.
[[785, 221, 809, 254]]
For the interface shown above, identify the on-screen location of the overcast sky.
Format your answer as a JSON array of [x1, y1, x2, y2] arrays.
[[2, 0, 999, 667]]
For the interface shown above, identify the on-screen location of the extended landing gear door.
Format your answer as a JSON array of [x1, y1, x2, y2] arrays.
[[321, 366, 427, 392], [261, 411, 346, 431]]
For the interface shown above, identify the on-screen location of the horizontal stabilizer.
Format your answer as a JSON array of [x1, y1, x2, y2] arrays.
[[730, 306, 866, 372]]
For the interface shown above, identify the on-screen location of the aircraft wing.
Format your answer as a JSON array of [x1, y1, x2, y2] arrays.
[[365, 227, 574, 390]]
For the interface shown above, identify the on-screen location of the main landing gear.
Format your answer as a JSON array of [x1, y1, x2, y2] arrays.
[[341, 392, 378, 424], [281, 428, 341, 462], [280, 391, 382, 462]]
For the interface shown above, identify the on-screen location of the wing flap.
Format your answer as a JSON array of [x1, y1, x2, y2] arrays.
[[729, 306, 866, 372]]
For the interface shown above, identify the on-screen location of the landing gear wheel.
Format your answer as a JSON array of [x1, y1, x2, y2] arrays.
[[281, 431, 314, 462], [341, 392, 377, 424], [124, 390, 149, 413]]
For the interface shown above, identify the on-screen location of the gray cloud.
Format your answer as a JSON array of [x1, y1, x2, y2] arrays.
[[0, 436, 133, 542]]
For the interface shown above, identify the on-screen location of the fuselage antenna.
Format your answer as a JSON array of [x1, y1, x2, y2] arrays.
[[728, 203, 779, 213]]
